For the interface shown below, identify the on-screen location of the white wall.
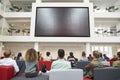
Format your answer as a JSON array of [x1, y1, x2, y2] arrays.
[[39, 42, 86, 59], [3, 42, 34, 59]]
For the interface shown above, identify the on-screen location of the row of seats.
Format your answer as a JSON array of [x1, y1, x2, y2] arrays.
[[0, 61, 120, 80]]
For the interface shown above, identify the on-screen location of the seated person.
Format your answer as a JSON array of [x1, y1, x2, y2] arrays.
[[24, 48, 38, 78], [51, 49, 71, 70], [80, 51, 88, 61], [112, 52, 120, 67], [85, 50, 104, 78], [0, 49, 19, 74], [67, 52, 77, 67], [87, 54, 93, 61], [44, 52, 52, 61]]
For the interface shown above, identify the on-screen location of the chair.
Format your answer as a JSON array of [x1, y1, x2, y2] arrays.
[[94, 67, 120, 80], [76, 61, 90, 71], [49, 69, 83, 80], [0, 66, 14, 80], [16, 60, 26, 73], [38, 61, 52, 71]]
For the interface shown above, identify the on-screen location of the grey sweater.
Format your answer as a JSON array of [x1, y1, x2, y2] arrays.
[[25, 61, 38, 73]]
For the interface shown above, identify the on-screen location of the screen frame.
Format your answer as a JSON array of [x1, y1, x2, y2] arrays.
[[30, 3, 94, 42], [35, 7, 90, 37]]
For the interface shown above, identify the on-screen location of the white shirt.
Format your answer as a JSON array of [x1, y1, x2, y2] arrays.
[[0, 58, 19, 73]]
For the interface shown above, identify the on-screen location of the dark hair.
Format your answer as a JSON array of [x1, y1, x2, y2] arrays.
[[117, 52, 120, 58], [69, 52, 74, 57], [46, 52, 50, 56], [58, 49, 65, 59], [3, 49, 11, 58], [16, 52, 22, 60]]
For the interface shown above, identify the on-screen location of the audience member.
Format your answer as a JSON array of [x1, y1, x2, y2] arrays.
[[111, 54, 117, 61], [80, 51, 88, 61], [85, 50, 104, 78], [51, 49, 71, 70], [24, 48, 38, 78], [67, 52, 77, 67], [112, 52, 120, 67], [87, 54, 93, 61], [16, 52, 23, 61], [103, 54, 110, 61], [0, 49, 19, 74], [44, 51, 52, 61], [37, 51, 43, 61], [99, 53, 105, 61]]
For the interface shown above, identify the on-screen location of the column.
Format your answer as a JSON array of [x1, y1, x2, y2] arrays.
[[0, 42, 3, 56], [34, 42, 39, 52], [36, 0, 42, 3], [84, 0, 89, 3], [86, 43, 90, 56]]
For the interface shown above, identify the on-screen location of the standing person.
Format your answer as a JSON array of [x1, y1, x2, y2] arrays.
[[51, 49, 71, 70], [44, 51, 52, 61], [85, 50, 104, 78], [24, 48, 38, 78], [67, 52, 77, 67], [112, 52, 120, 67], [0, 49, 19, 74], [80, 51, 88, 61]]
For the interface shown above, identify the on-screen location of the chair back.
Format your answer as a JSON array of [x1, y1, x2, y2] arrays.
[[76, 61, 90, 70], [49, 69, 83, 80], [38, 61, 52, 71], [0, 66, 14, 80]]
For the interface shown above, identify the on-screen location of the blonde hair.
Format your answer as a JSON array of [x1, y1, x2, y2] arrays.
[[25, 48, 38, 61]]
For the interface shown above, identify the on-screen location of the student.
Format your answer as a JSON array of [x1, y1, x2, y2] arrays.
[[67, 52, 77, 67], [80, 51, 88, 61], [24, 48, 38, 78], [112, 52, 120, 67], [85, 50, 104, 78], [51, 49, 71, 70], [0, 49, 19, 74], [44, 52, 52, 61], [16, 52, 23, 61]]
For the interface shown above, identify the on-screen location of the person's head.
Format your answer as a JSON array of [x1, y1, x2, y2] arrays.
[[99, 53, 103, 57], [17, 52, 22, 57], [25, 48, 38, 61], [93, 50, 100, 58], [117, 52, 120, 58], [69, 52, 73, 57], [103, 54, 106, 57], [89, 54, 92, 56], [46, 52, 50, 57], [82, 51, 86, 57], [58, 49, 65, 59], [3, 49, 11, 58]]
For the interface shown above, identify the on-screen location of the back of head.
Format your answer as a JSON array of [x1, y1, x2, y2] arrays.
[[46, 52, 50, 56], [82, 51, 86, 57], [3, 49, 11, 58], [58, 49, 65, 59], [93, 50, 100, 58], [69, 52, 73, 57], [25, 48, 38, 61], [117, 52, 120, 58], [18, 52, 22, 57]]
